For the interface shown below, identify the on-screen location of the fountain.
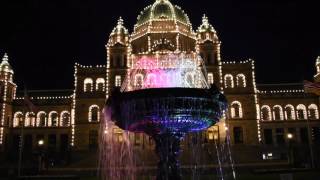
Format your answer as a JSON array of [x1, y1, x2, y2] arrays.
[[104, 53, 228, 180]]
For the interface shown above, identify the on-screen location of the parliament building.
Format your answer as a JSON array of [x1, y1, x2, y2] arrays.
[[0, 0, 319, 167]]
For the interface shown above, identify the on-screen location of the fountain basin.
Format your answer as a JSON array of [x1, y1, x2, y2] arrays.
[[107, 86, 227, 136]]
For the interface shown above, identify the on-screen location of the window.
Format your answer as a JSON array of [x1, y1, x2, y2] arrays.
[[207, 73, 214, 85], [312, 127, 320, 145], [233, 127, 244, 144], [37, 111, 47, 127], [230, 101, 243, 118], [96, 78, 105, 91], [273, 105, 284, 120], [275, 128, 285, 145], [296, 104, 307, 120], [300, 127, 309, 144], [134, 74, 144, 89], [236, 74, 246, 87], [48, 111, 58, 127], [285, 105, 295, 120], [147, 73, 156, 87], [89, 130, 98, 149], [13, 112, 24, 127], [224, 74, 234, 88], [308, 104, 319, 120], [84, 78, 93, 92], [89, 105, 100, 122], [263, 129, 273, 145], [25, 112, 35, 127], [48, 134, 57, 150], [115, 75, 122, 87], [60, 111, 70, 127], [261, 105, 272, 121], [288, 128, 297, 143]]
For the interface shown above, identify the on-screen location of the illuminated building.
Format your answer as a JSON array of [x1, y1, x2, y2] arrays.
[[1, 0, 319, 165]]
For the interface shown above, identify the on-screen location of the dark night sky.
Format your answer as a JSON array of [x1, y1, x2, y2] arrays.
[[0, 0, 319, 90]]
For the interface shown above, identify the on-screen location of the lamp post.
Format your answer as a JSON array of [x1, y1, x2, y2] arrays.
[[38, 139, 44, 173], [287, 133, 293, 167]]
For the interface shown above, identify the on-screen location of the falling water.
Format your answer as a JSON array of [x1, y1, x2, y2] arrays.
[[98, 107, 137, 180]]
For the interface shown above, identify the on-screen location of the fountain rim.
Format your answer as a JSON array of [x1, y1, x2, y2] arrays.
[[109, 87, 221, 100]]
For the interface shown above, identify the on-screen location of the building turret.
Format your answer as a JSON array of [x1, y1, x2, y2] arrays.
[[196, 15, 221, 65], [106, 17, 130, 69], [0, 53, 16, 146], [107, 17, 129, 47]]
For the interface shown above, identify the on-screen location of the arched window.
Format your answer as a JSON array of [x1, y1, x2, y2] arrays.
[[230, 101, 243, 118], [134, 74, 144, 89], [224, 74, 234, 88], [13, 112, 24, 127], [84, 78, 93, 92], [261, 105, 272, 121], [96, 78, 105, 91], [284, 105, 295, 120], [236, 74, 246, 87], [115, 75, 122, 87], [147, 73, 157, 87], [60, 111, 71, 127], [48, 111, 59, 127], [273, 105, 284, 120], [25, 112, 35, 127], [296, 104, 307, 120], [37, 111, 47, 127], [308, 104, 319, 120], [89, 105, 100, 122], [207, 73, 214, 85]]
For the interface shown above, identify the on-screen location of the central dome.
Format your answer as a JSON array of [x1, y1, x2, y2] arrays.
[[136, 0, 190, 26]]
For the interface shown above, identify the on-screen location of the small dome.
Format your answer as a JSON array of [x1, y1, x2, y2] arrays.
[[0, 53, 13, 74], [108, 17, 129, 46], [197, 14, 216, 33], [136, 0, 190, 26], [110, 17, 129, 36]]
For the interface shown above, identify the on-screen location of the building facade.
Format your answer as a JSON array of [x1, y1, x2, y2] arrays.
[[1, 0, 319, 166]]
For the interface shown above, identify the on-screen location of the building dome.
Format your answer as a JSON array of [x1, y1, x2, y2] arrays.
[[136, 0, 190, 26]]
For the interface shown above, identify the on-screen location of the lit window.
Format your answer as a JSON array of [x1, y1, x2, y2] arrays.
[[48, 111, 59, 127], [146, 73, 156, 87], [284, 105, 295, 120], [296, 104, 307, 120], [208, 73, 214, 85], [224, 74, 234, 88], [308, 104, 319, 120], [89, 105, 100, 122], [115, 75, 122, 87], [134, 74, 144, 89], [60, 111, 71, 127], [230, 101, 243, 118], [36, 111, 47, 127], [25, 112, 35, 127], [273, 105, 284, 120], [84, 78, 93, 92], [13, 112, 24, 127], [261, 105, 272, 121], [236, 74, 246, 87], [96, 78, 105, 91]]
